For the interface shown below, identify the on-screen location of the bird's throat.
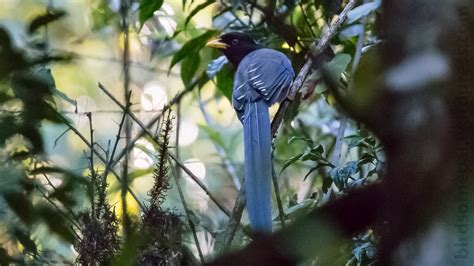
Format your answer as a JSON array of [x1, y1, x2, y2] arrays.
[[225, 46, 262, 67]]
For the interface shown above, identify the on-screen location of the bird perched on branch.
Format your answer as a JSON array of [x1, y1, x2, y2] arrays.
[[206, 32, 294, 232]]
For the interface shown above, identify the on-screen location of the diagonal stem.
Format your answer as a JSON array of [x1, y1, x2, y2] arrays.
[[98, 83, 232, 217]]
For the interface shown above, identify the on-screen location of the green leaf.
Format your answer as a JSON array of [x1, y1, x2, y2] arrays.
[[129, 168, 154, 179], [30, 166, 82, 178], [358, 153, 375, 165], [0, 115, 19, 145], [303, 167, 318, 181], [324, 53, 351, 81], [367, 167, 378, 177], [301, 145, 326, 162], [51, 86, 76, 106], [284, 198, 318, 219], [346, 0, 381, 24], [185, 0, 215, 27], [90, 0, 117, 31], [199, 124, 227, 151], [169, 30, 218, 72], [0, 91, 13, 103], [181, 53, 200, 86], [301, 69, 322, 95], [193, 71, 211, 90], [111, 226, 142, 266], [339, 24, 364, 40], [36, 204, 76, 244], [10, 150, 32, 161], [288, 136, 313, 145], [280, 153, 304, 174], [313, 144, 324, 155], [139, 0, 164, 27], [320, 0, 343, 21], [28, 10, 67, 34], [315, 83, 327, 93], [345, 134, 365, 149], [4, 192, 35, 224], [216, 63, 233, 101], [303, 163, 332, 181], [322, 175, 333, 193], [0, 248, 14, 265], [12, 68, 55, 102]]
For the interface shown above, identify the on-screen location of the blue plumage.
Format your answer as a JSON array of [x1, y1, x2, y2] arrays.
[[206, 33, 294, 232], [234, 49, 294, 232]]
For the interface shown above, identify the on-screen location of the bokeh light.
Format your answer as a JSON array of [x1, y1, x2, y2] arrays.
[[141, 81, 168, 111], [133, 139, 155, 169]]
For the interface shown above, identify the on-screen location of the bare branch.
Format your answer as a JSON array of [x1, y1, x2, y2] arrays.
[[98, 83, 232, 217]]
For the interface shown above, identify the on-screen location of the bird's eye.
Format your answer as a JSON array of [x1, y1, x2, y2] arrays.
[[231, 39, 239, 45]]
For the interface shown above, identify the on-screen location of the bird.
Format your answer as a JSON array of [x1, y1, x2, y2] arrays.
[[206, 32, 294, 232]]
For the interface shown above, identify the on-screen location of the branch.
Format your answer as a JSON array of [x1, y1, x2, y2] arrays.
[[98, 83, 190, 172], [173, 104, 205, 263], [270, 0, 357, 137], [98, 83, 232, 217], [220, 179, 247, 253], [53, 106, 145, 211], [120, 0, 132, 237], [102, 91, 131, 187], [169, 157, 205, 263]]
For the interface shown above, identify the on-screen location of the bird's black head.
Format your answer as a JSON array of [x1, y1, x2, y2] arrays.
[[206, 32, 262, 66]]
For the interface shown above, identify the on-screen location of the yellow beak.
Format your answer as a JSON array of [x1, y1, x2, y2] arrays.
[[206, 38, 228, 49]]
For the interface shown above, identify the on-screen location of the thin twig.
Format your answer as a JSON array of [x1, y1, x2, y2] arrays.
[[36, 184, 81, 231], [330, 116, 348, 165], [98, 83, 233, 217], [299, 3, 317, 37], [220, 179, 246, 253], [54, 51, 177, 76], [86, 112, 97, 214], [55, 109, 145, 210], [271, 150, 286, 227], [169, 152, 232, 217], [120, 0, 133, 238], [102, 91, 131, 188], [171, 105, 205, 263], [41, 173, 79, 221], [101, 85, 190, 173]]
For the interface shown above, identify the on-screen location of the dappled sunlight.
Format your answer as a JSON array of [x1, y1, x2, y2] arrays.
[[176, 120, 199, 146], [140, 81, 168, 111], [133, 138, 155, 169]]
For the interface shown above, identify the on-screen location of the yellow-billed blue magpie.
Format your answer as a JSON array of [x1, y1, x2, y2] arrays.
[[207, 32, 294, 232]]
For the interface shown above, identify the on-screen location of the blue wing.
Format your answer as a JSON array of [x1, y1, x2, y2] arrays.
[[233, 49, 294, 122]]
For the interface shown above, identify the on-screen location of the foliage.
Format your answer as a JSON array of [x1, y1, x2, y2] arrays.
[[138, 110, 183, 265], [76, 206, 120, 264]]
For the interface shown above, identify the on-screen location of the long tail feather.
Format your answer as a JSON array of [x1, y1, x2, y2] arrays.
[[244, 100, 272, 232]]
